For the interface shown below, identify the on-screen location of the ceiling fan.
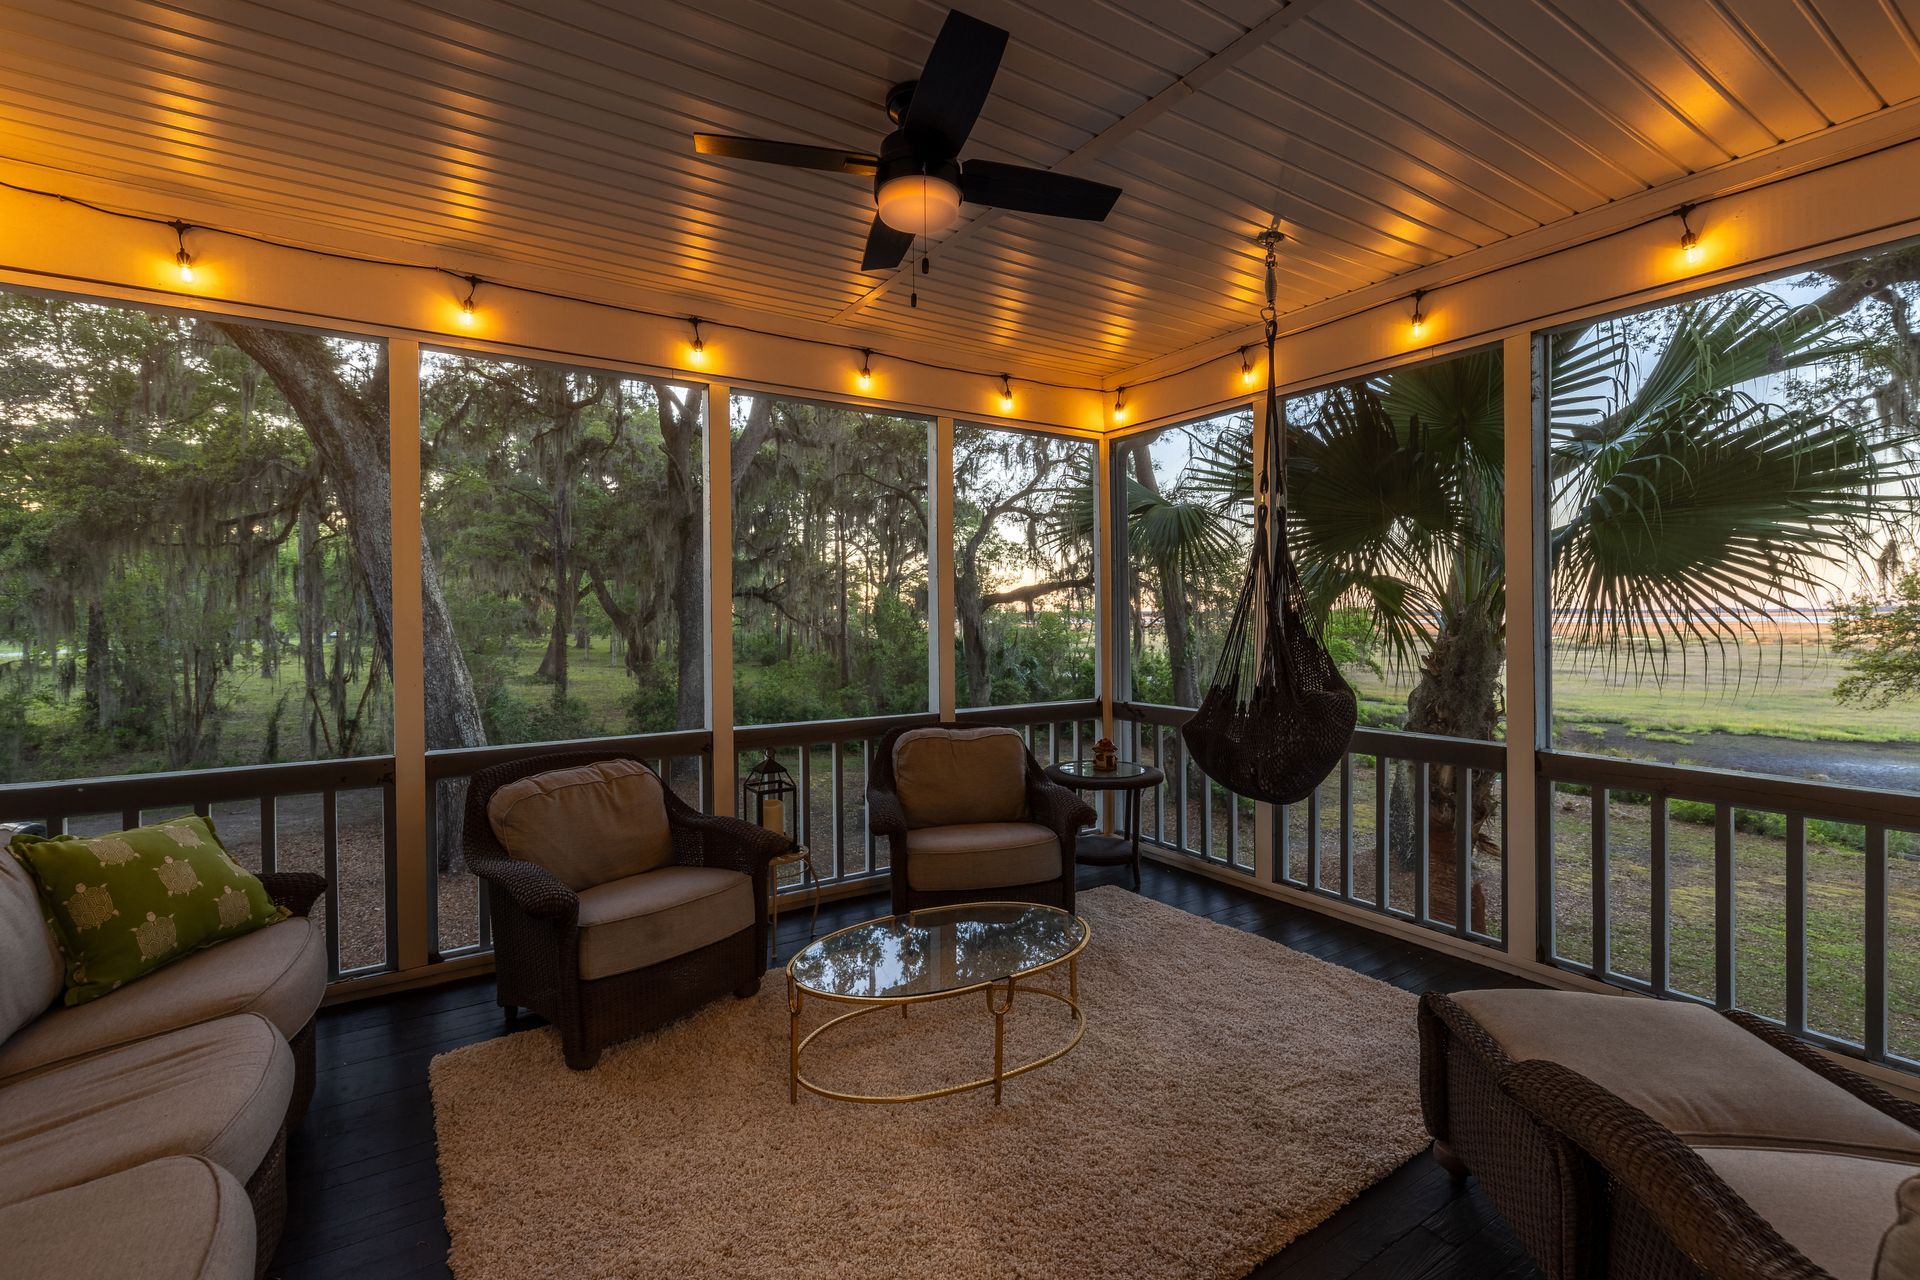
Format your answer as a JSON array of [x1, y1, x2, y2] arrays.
[[692, 8, 1123, 272]]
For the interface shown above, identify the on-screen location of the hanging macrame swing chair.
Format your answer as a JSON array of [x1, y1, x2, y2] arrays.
[[1180, 229, 1357, 806]]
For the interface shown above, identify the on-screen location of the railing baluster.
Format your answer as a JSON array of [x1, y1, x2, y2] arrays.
[[1374, 756, 1389, 911], [1225, 782, 1239, 868], [259, 795, 277, 875], [1200, 778, 1214, 863], [1307, 781, 1322, 889], [797, 744, 814, 858], [382, 782, 400, 973], [1592, 786, 1610, 978], [1650, 792, 1669, 996], [1866, 824, 1888, 1062], [830, 743, 845, 882], [1714, 804, 1734, 1010], [1339, 753, 1354, 900], [1415, 763, 1430, 926], [862, 739, 876, 876], [1047, 722, 1057, 765], [122, 807, 139, 829], [1786, 813, 1807, 1036], [1174, 731, 1188, 857], [322, 789, 341, 983], [1455, 766, 1473, 937]]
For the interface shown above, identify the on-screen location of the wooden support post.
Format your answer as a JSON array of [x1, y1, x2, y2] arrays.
[[705, 383, 735, 815], [387, 339, 429, 972], [931, 415, 957, 719], [1501, 332, 1542, 964]]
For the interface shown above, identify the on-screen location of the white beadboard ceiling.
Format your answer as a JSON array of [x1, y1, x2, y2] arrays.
[[0, 0, 1917, 381]]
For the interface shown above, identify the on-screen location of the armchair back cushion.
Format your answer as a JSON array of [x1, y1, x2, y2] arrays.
[[892, 726, 1028, 828], [0, 848, 62, 1041], [486, 758, 672, 891]]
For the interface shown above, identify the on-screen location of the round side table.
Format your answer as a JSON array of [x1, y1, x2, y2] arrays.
[[768, 844, 822, 965], [1043, 760, 1165, 891]]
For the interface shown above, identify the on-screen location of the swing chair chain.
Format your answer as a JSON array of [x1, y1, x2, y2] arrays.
[[1255, 229, 1284, 511]]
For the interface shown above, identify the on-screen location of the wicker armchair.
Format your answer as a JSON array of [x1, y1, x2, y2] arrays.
[[255, 870, 326, 1129], [1420, 989, 1920, 1280], [869, 723, 1094, 916], [465, 751, 788, 1069]]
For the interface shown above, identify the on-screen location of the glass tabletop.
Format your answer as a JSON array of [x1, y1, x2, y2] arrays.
[[1053, 759, 1154, 779], [788, 902, 1088, 1001]]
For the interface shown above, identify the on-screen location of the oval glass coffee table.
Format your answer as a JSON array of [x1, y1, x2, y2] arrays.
[[784, 902, 1089, 1105]]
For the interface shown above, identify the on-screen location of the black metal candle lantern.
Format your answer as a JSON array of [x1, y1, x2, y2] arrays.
[[742, 751, 798, 849]]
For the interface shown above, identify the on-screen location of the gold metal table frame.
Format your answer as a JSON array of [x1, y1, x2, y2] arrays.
[[785, 905, 1090, 1106]]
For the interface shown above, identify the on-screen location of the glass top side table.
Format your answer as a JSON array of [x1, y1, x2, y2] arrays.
[[1043, 758, 1166, 891]]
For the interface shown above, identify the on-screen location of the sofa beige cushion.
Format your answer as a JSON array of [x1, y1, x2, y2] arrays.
[[574, 866, 753, 980], [0, 1155, 254, 1280], [1452, 990, 1920, 1163], [0, 1012, 292, 1205], [1880, 1173, 1920, 1280], [487, 758, 673, 891], [905, 822, 1060, 892], [892, 726, 1029, 828], [1697, 1147, 1919, 1280], [0, 914, 324, 1083], [0, 847, 62, 1043]]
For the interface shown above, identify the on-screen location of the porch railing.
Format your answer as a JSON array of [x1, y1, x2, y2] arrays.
[[1117, 703, 1510, 948], [0, 756, 398, 982], [1539, 750, 1920, 1072]]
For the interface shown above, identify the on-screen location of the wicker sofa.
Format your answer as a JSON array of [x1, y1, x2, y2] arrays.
[[1420, 988, 1920, 1280], [0, 850, 327, 1280], [466, 751, 789, 1070], [869, 723, 1095, 917]]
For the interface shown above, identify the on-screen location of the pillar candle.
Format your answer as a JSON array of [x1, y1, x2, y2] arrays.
[[762, 796, 784, 835]]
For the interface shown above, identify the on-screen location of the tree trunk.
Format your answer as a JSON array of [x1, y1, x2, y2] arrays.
[[84, 601, 111, 730], [213, 323, 487, 869], [1130, 448, 1198, 705]]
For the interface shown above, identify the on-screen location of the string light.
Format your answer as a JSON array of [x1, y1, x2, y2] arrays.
[[687, 318, 705, 364], [857, 348, 872, 391], [169, 220, 194, 283], [1409, 289, 1428, 339], [1240, 346, 1254, 387], [1677, 204, 1701, 264], [1113, 386, 1128, 423], [998, 373, 1014, 412], [457, 275, 479, 326]]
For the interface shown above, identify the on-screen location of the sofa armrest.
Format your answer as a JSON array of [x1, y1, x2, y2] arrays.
[[1503, 1060, 1830, 1280], [256, 871, 326, 918], [469, 855, 579, 925], [866, 783, 909, 843], [672, 811, 790, 878], [1028, 779, 1096, 840]]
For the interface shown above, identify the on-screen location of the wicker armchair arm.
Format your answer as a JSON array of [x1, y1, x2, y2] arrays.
[[866, 784, 909, 842], [1724, 1009, 1920, 1132], [673, 810, 790, 876], [1028, 778, 1097, 838], [468, 855, 579, 925], [1503, 1060, 1831, 1280], [256, 871, 326, 917]]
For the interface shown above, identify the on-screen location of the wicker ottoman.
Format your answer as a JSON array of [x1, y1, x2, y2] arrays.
[[1419, 989, 1920, 1280]]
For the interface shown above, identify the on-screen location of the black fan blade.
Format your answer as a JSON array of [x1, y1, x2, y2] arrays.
[[693, 133, 878, 175], [959, 160, 1121, 220], [902, 10, 1008, 156], [861, 216, 915, 271]]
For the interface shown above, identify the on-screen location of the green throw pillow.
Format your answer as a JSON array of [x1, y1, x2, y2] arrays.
[[7, 815, 287, 1006]]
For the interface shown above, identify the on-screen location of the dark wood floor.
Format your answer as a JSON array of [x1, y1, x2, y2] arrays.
[[278, 859, 1542, 1280]]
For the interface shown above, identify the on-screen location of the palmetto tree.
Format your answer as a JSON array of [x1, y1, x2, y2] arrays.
[[1118, 285, 1915, 921]]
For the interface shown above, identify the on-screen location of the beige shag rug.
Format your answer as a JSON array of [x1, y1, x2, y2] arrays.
[[430, 886, 1426, 1280]]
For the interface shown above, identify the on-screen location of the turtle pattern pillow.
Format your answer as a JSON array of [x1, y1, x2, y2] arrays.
[[7, 815, 287, 1006]]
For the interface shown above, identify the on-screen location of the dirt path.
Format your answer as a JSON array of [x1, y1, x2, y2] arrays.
[[1566, 727, 1920, 793]]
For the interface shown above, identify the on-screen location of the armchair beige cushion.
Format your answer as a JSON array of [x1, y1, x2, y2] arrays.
[[1880, 1173, 1920, 1280], [486, 758, 672, 891], [574, 865, 754, 980], [0, 1156, 255, 1280], [0, 915, 324, 1083], [892, 726, 1028, 827], [905, 822, 1060, 891], [1697, 1147, 1919, 1280]]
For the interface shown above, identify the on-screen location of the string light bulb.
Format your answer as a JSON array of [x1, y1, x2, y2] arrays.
[[457, 275, 479, 326], [1113, 386, 1128, 423], [857, 349, 872, 391], [1409, 289, 1428, 339], [998, 373, 1014, 413], [169, 221, 194, 284], [1677, 204, 1701, 264], [1240, 347, 1254, 388], [688, 318, 705, 364]]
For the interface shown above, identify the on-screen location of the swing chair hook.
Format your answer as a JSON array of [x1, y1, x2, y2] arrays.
[[1254, 226, 1284, 330]]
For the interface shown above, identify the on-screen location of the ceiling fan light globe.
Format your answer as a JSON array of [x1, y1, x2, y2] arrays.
[[876, 174, 961, 235]]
